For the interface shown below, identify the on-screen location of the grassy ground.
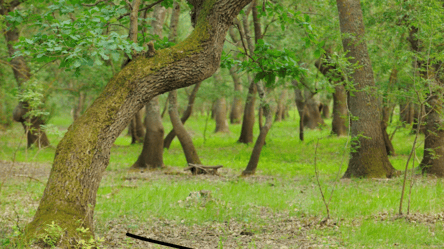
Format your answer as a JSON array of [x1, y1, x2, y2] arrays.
[[1, 110, 443, 248]]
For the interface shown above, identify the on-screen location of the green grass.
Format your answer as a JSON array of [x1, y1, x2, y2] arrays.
[[1, 110, 442, 248]]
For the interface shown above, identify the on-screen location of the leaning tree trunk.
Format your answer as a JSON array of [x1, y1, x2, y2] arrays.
[[214, 97, 230, 133], [25, 0, 252, 244], [163, 82, 202, 149], [337, 0, 396, 178], [168, 90, 202, 168], [242, 81, 274, 176], [3, 5, 50, 148]]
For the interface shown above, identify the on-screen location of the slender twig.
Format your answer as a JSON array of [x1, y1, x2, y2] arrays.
[[314, 138, 330, 219]]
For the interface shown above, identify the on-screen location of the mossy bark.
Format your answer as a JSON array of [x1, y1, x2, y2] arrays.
[[25, 0, 252, 245], [337, 0, 396, 178]]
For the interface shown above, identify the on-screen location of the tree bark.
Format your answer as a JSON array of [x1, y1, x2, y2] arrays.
[[315, 51, 348, 136], [25, 0, 252, 244], [274, 89, 287, 122], [2, 2, 50, 148], [242, 81, 274, 176], [214, 97, 230, 133], [168, 90, 202, 168], [125, 0, 146, 144], [322, 101, 330, 119], [238, 79, 257, 143], [303, 98, 325, 129], [337, 0, 396, 178], [229, 66, 243, 124], [163, 82, 202, 149], [381, 68, 397, 156], [73, 92, 85, 121], [131, 98, 164, 169]]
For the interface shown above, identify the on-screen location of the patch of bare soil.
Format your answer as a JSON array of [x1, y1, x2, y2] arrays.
[[0, 160, 52, 184], [98, 212, 342, 249]]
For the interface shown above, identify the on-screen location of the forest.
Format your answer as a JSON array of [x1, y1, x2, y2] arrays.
[[1, 0, 444, 248]]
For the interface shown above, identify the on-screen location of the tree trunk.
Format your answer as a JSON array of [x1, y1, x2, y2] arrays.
[[13, 102, 50, 148], [381, 68, 397, 156], [73, 92, 85, 121], [400, 102, 414, 126], [274, 89, 287, 122], [214, 97, 230, 133], [420, 96, 444, 176], [238, 79, 257, 144], [130, 110, 145, 144], [131, 98, 164, 169], [168, 90, 202, 168], [2, 3, 50, 148], [163, 82, 202, 149], [292, 81, 312, 141], [315, 51, 348, 136], [322, 101, 331, 119], [25, 0, 252, 244], [242, 81, 274, 176], [229, 67, 243, 124], [331, 85, 348, 136], [337, 0, 396, 178], [303, 98, 325, 129]]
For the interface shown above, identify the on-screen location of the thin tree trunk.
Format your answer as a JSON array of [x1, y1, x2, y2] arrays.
[[238, 79, 257, 143], [168, 90, 202, 167], [242, 82, 274, 176], [73, 92, 85, 121], [125, 0, 145, 144], [274, 89, 287, 122], [315, 51, 348, 136], [381, 68, 397, 156], [164, 82, 202, 149], [229, 67, 243, 124], [337, 0, 396, 178], [214, 97, 230, 133]]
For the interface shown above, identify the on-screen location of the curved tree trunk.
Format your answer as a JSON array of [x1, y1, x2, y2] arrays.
[[242, 82, 274, 176], [214, 97, 230, 133], [337, 0, 396, 178], [163, 82, 202, 149], [168, 90, 202, 168], [25, 0, 252, 244]]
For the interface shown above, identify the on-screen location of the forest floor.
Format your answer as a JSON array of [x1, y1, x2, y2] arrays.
[[1, 113, 444, 248]]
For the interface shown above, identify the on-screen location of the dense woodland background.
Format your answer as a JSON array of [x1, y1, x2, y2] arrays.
[[1, 0, 444, 248]]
